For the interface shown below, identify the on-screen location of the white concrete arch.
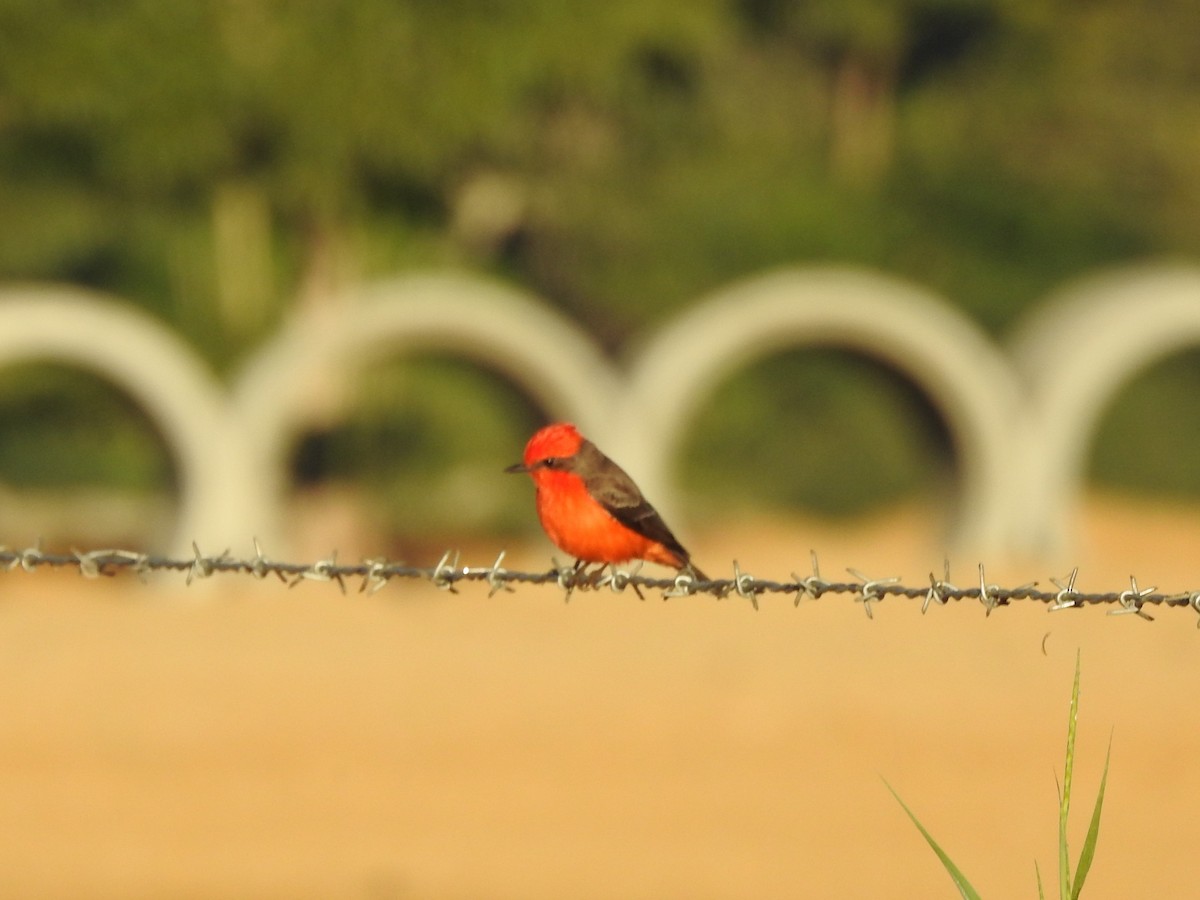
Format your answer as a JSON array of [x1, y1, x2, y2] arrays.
[[616, 267, 1023, 556], [1010, 263, 1200, 560], [230, 273, 623, 554], [0, 287, 241, 554]]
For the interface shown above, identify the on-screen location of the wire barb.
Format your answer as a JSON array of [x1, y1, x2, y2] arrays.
[[250, 538, 286, 583], [1111, 575, 1156, 622], [729, 560, 761, 610], [289, 550, 346, 593], [1049, 567, 1081, 612], [847, 568, 900, 619], [186, 542, 230, 586], [359, 558, 391, 595], [976, 563, 1002, 615], [483, 551, 514, 598], [603, 561, 645, 600], [430, 549, 462, 594], [793, 550, 828, 606], [19, 542, 44, 574], [553, 557, 578, 602], [663, 568, 703, 600], [923, 559, 957, 614]]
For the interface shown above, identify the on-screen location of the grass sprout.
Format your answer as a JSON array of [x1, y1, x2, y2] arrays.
[[886, 651, 1111, 898]]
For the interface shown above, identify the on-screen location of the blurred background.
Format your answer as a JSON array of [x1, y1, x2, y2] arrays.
[[1, 2, 1200, 898], [1, 0, 1199, 555]]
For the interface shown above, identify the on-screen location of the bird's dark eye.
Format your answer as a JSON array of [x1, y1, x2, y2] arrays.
[[540, 457, 563, 470]]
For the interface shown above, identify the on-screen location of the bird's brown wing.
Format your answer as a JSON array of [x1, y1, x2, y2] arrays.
[[573, 440, 694, 568]]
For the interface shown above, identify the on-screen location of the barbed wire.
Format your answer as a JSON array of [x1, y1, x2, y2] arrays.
[[2, 542, 1199, 626]]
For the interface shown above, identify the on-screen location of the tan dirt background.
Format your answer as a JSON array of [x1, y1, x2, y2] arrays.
[[0, 494, 1197, 899]]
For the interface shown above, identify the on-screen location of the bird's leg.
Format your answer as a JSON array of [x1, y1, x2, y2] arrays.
[[570, 559, 609, 589], [587, 563, 610, 588], [569, 558, 591, 592], [629, 576, 645, 601]]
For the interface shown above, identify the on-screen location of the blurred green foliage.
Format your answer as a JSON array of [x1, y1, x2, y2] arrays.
[[1091, 349, 1200, 497], [0, 0, 1198, 539], [0, 365, 173, 490], [291, 356, 542, 543], [685, 349, 954, 517]]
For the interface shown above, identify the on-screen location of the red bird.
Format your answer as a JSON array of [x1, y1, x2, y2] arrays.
[[506, 422, 708, 580]]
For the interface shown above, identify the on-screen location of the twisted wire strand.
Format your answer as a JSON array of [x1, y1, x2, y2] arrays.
[[1, 544, 1196, 624]]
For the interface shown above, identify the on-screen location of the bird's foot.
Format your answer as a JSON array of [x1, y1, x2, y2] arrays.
[[571, 561, 610, 590]]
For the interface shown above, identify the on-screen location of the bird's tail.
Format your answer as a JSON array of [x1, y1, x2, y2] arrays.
[[684, 561, 710, 584]]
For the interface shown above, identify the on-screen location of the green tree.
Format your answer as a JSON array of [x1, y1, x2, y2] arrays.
[[2, 0, 1200, 509], [0, 0, 733, 362]]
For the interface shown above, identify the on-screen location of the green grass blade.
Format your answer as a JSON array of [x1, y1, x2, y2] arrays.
[[1036, 860, 1046, 900], [1070, 732, 1112, 899], [884, 779, 982, 900], [1060, 650, 1082, 898]]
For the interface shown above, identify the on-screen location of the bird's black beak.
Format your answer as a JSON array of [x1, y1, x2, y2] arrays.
[[504, 462, 530, 474]]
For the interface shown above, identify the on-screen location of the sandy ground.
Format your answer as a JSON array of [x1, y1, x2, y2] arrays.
[[0, 495, 1197, 899]]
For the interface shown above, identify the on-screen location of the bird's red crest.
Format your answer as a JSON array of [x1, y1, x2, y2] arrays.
[[523, 422, 584, 466]]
